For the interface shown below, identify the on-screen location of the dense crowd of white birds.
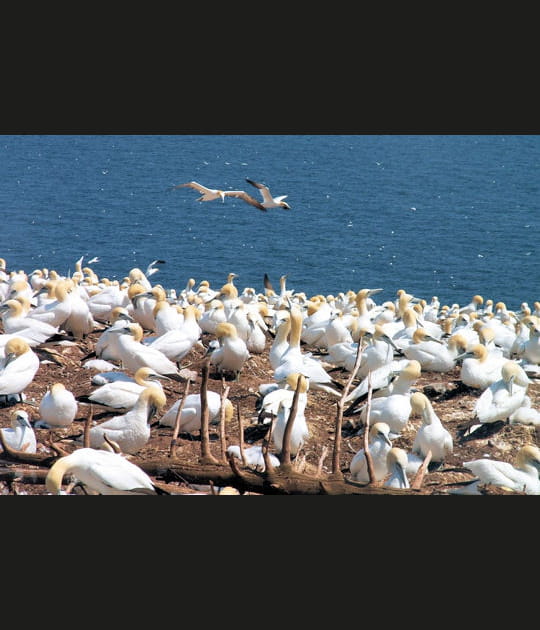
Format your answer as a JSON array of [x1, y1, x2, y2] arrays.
[[0, 255, 539, 495]]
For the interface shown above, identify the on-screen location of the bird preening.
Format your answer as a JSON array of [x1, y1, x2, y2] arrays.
[[169, 178, 291, 212]]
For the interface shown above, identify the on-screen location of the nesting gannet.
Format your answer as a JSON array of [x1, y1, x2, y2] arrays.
[[460, 445, 540, 495], [159, 390, 234, 432], [345, 360, 422, 434], [402, 328, 457, 372], [384, 447, 411, 489], [0, 298, 59, 344], [208, 322, 250, 380], [244, 178, 291, 210], [1, 408, 37, 453], [343, 358, 411, 408], [94, 306, 134, 363], [85, 281, 130, 323], [410, 391, 453, 463], [0, 337, 40, 403], [272, 373, 310, 457], [349, 422, 393, 483], [227, 444, 281, 472], [199, 299, 227, 335], [45, 447, 164, 495], [150, 299, 184, 337], [457, 343, 507, 390], [36, 382, 78, 428], [86, 366, 167, 410], [508, 395, 540, 426], [143, 304, 202, 364], [462, 360, 531, 437], [110, 322, 186, 379], [128, 283, 162, 332], [81, 386, 167, 454]]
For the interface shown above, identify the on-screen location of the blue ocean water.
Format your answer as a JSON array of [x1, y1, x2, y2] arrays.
[[0, 134, 538, 311]]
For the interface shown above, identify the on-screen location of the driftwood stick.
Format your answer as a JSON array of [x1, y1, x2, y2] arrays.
[[200, 358, 218, 465], [83, 405, 93, 448], [237, 403, 246, 465], [279, 374, 303, 469], [332, 334, 364, 476], [0, 430, 63, 466], [169, 378, 191, 458], [316, 445, 329, 478], [363, 370, 376, 485], [219, 385, 230, 462], [412, 449, 432, 490], [261, 416, 276, 474]]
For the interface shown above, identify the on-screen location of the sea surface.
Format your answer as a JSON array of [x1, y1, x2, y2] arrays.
[[0, 134, 538, 311]]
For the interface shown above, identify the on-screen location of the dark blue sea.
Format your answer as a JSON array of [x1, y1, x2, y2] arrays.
[[1, 134, 538, 311]]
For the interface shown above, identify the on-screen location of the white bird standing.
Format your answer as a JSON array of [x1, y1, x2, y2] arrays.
[[37, 382, 78, 428], [0, 337, 40, 403], [409, 391, 453, 464], [81, 386, 167, 454], [245, 309, 268, 354], [349, 421, 393, 483], [459, 444, 540, 495], [45, 447, 165, 495], [0, 408, 37, 453], [159, 390, 234, 433], [208, 322, 250, 381], [273, 304, 343, 397], [272, 373, 310, 457]]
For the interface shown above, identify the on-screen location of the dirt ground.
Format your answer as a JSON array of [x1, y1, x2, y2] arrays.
[[0, 327, 538, 496]]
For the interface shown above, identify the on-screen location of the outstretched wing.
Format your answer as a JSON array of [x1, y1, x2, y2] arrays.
[[245, 178, 274, 204], [171, 181, 214, 194], [226, 190, 267, 211]]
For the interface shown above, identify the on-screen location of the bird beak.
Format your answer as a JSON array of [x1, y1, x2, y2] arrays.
[[396, 464, 408, 487], [505, 376, 515, 395], [3, 352, 16, 367]]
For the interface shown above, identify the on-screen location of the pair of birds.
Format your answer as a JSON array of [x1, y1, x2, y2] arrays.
[[349, 390, 454, 485], [171, 178, 291, 212]]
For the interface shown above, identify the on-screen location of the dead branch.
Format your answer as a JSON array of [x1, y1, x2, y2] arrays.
[[363, 370, 376, 485], [219, 385, 230, 462], [199, 358, 219, 465], [0, 430, 64, 467], [169, 378, 191, 458], [236, 401, 246, 465], [412, 449, 432, 490], [83, 405, 93, 448], [316, 445, 329, 478], [279, 374, 303, 470], [332, 334, 364, 478], [261, 415, 276, 474]]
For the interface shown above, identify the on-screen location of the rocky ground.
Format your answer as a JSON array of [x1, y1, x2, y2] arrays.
[[0, 328, 538, 496]]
